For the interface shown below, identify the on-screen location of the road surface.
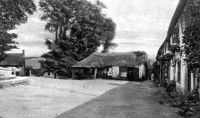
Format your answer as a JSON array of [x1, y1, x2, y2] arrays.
[[0, 77, 127, 118], [56, 81, 181, 118]]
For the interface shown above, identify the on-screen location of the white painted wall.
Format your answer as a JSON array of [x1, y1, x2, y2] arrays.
[[174, 18, 188, 94], [0, 67, 12, 76], [43, 72, 54, 78], [191, 72, 194, 91], [169, 61, 176, 81], [112, 66, 119, 78], [169, 61, 173, 81], [137, 64, 146, 79]]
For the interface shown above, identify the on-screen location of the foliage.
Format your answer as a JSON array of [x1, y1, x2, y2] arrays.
[[183, 0, 200, 94], [183, 0, 200, 71], [0, 0, 36, 60], [133, 51, 148, 58], [169, 45, 180, 53], [39, 0, 116, 76]]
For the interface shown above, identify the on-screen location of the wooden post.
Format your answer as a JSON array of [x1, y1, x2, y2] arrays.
[[72, 69, 75, 79], [94, 68, 97, 79]]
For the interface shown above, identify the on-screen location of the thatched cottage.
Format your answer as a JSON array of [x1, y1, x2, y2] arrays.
[[25, 57, 45, 76], [0, 51, 25, 76], [72, 52, 148, 81]]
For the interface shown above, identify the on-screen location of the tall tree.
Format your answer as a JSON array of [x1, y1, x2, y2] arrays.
[[39, 0, 116, 76], [0, 0, 36, 60]]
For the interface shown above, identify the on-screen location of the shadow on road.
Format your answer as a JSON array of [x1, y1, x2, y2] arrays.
[[55, 81, 181, 118]]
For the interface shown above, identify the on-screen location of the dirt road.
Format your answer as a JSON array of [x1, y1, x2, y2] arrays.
[[0, 77, 127, 118], [56, 81, 181, 118]]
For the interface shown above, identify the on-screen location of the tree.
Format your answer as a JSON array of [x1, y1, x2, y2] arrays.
[[0, 0, 36, 60], [39, 0, 116, 77], [182, 0, 200, 91], [133, 51, 148, 58]]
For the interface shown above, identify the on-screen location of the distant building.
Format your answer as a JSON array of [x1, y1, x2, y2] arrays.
[[25, 57, 45, 76], [73, 52, 148, 81], [0, 50, 25, 76], [25, 57, 55, 78]]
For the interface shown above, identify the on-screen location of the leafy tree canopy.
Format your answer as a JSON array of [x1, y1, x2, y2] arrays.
[[0, 0, 36, 60], [133, 51, 148, 58], [183, 0, 200, 71], [39, 0, 116, 76]]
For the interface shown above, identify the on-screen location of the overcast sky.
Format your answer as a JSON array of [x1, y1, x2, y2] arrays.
[[11, 0, 179, 59]]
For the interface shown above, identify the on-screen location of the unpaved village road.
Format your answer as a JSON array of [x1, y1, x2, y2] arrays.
[[56, 81, 182, 118], [0, 77, 181, 118], [0, 77, 128, 118]]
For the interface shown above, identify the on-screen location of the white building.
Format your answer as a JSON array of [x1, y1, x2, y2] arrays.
[[155, 0, 199, 94]]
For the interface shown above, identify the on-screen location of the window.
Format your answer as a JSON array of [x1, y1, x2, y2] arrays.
[[164, 45, 166, 53], [166, 42, 169, 51], [177, 61, 181, 82], [172, 35, 179, 45]]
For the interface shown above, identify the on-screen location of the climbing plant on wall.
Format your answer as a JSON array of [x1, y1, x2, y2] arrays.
[[183, 0, 200, 91]]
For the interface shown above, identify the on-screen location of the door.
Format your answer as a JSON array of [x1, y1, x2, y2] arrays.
[[128, 68, 134, 81], [134, 68, 139, 80], [128, 68, 139, 81]]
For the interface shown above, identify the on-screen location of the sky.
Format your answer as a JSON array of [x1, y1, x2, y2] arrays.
[[11, 0, 179, 59]]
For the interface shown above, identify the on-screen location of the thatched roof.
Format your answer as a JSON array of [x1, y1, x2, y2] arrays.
[[0, 53, 25, 66], [156, 0, 188, 60], [73, 52, 147, 68]]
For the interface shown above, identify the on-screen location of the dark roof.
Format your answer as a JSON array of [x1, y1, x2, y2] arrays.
[[0, 53, 25, 66], [25, 57, 44, 69], [73, 52, 147, 68], [156, 0, 188, 60]]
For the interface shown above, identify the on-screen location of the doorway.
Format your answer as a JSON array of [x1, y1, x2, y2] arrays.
[[128, 67, 139, 81]]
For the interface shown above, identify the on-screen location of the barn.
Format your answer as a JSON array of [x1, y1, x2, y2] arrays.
[[72, 52, 148, 81]]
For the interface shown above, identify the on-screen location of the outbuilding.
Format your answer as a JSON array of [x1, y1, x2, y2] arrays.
[[72, 52, 148, 81]]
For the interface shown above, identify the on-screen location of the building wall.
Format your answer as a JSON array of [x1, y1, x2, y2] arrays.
[[18, 66, 25, 76], [171, 16, 190, 94], [43, 72, 54, 78], [178, 15, 190, 93], [99, 65, 146, 80], [112, 66, 120, 78], [0, 67, 12, 76], [0, 66, 25, 76], [157, 8, 192, 94], [169, 60, 174, 81], [137, 64, 146, 79]]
